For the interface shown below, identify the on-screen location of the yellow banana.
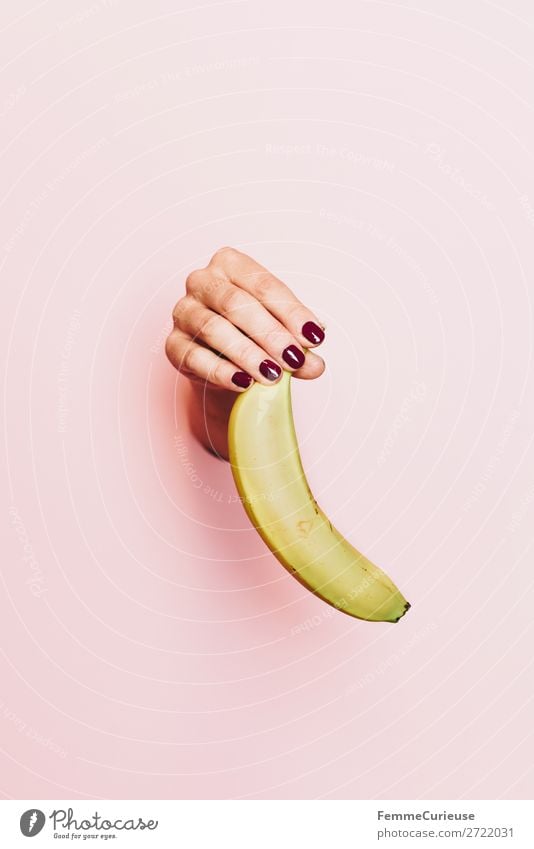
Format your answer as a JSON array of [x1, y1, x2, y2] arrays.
[[228, 370, 410, 623]]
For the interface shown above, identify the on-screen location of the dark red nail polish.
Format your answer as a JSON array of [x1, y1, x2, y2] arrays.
[[259, 359, 282, 381], [302, 321, 325, 345], [282, 345, 306, 369], [232, 371, 253, 388]]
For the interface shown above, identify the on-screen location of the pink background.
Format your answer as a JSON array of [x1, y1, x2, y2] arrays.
[[1, 0, 533, 800]]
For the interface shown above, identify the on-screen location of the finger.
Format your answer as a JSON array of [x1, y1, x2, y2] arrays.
[[209, 248, 326, 348], [293, 351, 326, 380], [178, 300, 287, 385], [165, 329, 254, 392], [193, 278, 323, 379]]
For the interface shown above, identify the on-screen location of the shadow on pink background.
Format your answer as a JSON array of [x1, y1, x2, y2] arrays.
[[1, 0, 533, 799]]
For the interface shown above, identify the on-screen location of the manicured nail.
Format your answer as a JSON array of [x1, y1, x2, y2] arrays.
[[302, 321, 325, 345], [232, 371, 253, 388], [259, 359, 282, 381], [282, 345, 306, 369]]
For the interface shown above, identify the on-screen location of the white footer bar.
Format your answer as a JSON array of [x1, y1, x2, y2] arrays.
[[0, 799, 532, 847]]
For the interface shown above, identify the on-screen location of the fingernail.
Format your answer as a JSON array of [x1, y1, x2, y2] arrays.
[[259, 359, 282, 381], [232, 371, 253, 388], [282, 345, 306, 369], [302, 321, 325, 345]]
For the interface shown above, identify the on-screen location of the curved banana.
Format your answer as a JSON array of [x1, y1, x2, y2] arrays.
[[228, 371, 410, 623]]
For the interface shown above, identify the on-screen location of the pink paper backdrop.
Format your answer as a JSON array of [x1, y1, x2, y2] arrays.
[[1, 0, 533, 800]]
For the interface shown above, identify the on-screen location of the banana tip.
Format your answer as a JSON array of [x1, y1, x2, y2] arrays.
[[391, 601, 411, 623]]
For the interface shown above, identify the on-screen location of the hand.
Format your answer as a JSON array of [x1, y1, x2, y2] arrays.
[[165, 247, 326, 458], [165, 246, 325, 391]]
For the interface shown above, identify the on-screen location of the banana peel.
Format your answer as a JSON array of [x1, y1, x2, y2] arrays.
[[228, 370, 410, 623]]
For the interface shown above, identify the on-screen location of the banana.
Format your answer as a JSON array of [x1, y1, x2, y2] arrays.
[[228, 370, 410, 623]]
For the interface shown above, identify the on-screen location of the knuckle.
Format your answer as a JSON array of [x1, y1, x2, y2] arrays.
[[199, 312, 221, 339], [234, 338, 256, 365], [287, 302, 306, 324], [253, 272, 275, 300], [209, 246, 239, 266], [182, 343, 200, 374], [201, 273, 227, 301], [219, 285, 243, 315], [212, 358, 228, 385], [172, 296, 190, 327], [185, 269, 205, 294], [261, 325, 287, 350]]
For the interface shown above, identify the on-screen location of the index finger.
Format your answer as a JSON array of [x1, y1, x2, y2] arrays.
[[209, 248, 325, 347]]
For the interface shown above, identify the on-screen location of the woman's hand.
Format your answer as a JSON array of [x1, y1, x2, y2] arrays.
[[166, 246, 325, 391], [166, 247, 326, 457]]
